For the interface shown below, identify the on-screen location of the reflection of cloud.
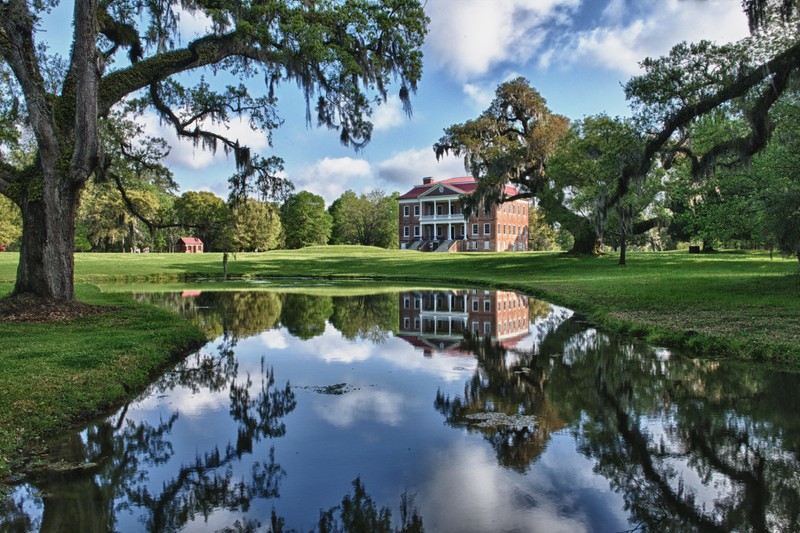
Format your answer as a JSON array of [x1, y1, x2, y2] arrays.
[[137, 386, 229, 417], [259, 329, 289, 350], [314, 389, 408, 428], [419, 439, 597, 532]]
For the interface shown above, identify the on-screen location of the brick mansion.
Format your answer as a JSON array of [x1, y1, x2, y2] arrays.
[[398, 176, 529, 252]]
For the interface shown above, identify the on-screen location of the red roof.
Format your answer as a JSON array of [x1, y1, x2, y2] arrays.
[[178, 237, 204, 245], [398, 176, 519, 200]]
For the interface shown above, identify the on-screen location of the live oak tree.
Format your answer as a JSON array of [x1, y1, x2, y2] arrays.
[[0, 0, 427, 301], [437, 1, 800, 257]]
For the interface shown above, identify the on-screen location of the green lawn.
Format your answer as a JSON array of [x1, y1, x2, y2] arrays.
[[1, 246, 798, 485], [0, 283, 206, 484]]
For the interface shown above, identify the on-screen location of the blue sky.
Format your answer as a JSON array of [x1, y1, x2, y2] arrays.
[[42, 0, 750, 204]]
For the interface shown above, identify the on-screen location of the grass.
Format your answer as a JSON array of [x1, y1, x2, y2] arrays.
[[0, 283, 206, 485], [0, 246, 798, 485]]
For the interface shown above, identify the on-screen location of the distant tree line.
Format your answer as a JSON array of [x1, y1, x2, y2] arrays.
[[0, 182, 401, 253]]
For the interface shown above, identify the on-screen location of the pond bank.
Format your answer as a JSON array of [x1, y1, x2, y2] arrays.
[[1, 247, 798, 492], [0, 285, 206, 492]]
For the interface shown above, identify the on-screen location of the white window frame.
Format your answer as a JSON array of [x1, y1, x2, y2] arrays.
[[484, 300, 491, 312], [403, 205, 409, 217], [414, 226, 420, 237], [404, 226, 410, 237], [414, 205, 420, 216], [484, 223, 491, 235], [472, 224, 479, 235]]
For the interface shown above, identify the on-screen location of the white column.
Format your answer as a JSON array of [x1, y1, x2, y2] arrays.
[[448, 223, 452, 240]]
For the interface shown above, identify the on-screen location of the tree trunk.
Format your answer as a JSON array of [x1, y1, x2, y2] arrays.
[[12, 175, 80, 302]]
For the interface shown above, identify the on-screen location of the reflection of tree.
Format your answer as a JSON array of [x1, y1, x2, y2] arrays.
[[528, 298, 553, 322], [135, 291, 282, 340], [314, 477, 424, 533], [6, 342, 296, 533], [546, 329, 800, 532], [434, 331, 568, 472], [437, 312, 800, 531], [279, 293, 333, 339], [329, 294, 398, 343]]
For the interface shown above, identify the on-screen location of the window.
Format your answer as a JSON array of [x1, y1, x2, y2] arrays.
[[403, 205, 409, 217], [404, 226, 410, 237], [472, 321, 479, 333], [414, 205, 420, 216], [472, 224, 479, 235], [403, 317, 410, 329], [484, 223, 491, 235], [484, 240, 490, 250], [484, 300, 491, 312], [414, 298, 420, 309], [414, 226, 420, 237], [437, 226, 443, 237], [484, 322, 491, 334], [414, 318, 420, 329], [403, 297, 410, 308], [472, 299, 479, 312]]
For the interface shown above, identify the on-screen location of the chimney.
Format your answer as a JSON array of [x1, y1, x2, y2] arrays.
[[422, 176, 434, 185]]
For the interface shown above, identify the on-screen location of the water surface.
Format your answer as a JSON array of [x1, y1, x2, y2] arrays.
[[3, 287, 799, 532]]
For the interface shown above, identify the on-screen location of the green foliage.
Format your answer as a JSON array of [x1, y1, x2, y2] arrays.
[[174, 191, 232, 252], [233, 198, 282, 252], [0, 195, 21, 248], [280, 191, 332, 249], [527, 207, 559, 251], [329, 190, 398, 248]]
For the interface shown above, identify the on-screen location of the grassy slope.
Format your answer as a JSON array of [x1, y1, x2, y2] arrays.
[[0, 283, 206, 481], [0, 246, 797, 482]]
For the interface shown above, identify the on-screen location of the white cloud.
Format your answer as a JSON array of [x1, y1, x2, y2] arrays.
[[142, 112, 271, 171], [462, 83, 495, 110], [373, 95, 407, 131], [290, 157, 372, 203], [425, 0, 580, 80], [376, 147, 466, 190], [563, 0, 750, 76]]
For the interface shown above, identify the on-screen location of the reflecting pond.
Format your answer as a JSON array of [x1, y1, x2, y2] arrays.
[[3, 287, 800, 532]]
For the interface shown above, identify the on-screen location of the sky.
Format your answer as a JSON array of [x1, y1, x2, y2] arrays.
[[42, 0, 751, 204]]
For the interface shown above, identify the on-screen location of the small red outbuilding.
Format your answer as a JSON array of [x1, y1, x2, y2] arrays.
[[177, 237, 204, 253]]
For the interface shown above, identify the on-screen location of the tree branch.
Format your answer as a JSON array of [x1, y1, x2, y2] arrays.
[[98, 32, 280, 115], [614, 39, 800, 206], [69, 0, 100, 185]]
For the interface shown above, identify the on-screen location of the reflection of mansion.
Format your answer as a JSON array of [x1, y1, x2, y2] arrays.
[[398, 290, 530, 355], [398, 176, 530, 252]]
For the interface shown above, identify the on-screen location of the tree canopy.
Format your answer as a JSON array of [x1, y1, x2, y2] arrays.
[[0, 0, 428, 300], [280, 191, 332, 249]]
